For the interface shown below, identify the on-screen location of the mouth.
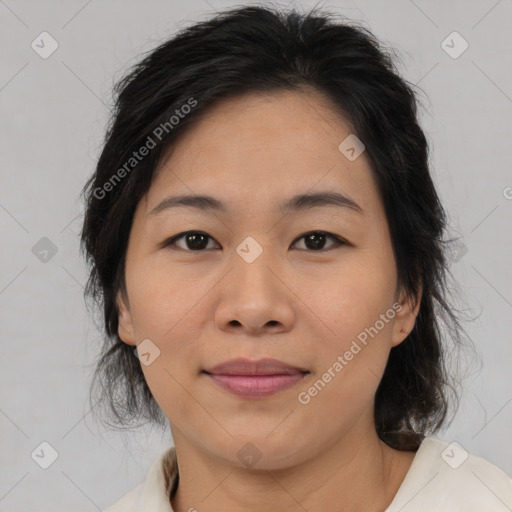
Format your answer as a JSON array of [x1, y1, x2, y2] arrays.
[[204, 357, 309, 376], [202, 358, 310, 398], [203, 372, 309, 398]]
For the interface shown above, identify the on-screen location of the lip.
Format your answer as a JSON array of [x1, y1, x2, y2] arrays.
[[203, 358, 309, 398], [205, 373, 308, 398], [204, 357, 308, 376]]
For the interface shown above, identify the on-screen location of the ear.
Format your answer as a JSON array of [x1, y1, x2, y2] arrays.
[[116, 290, 136, 346], [391, 282, 422, 348]]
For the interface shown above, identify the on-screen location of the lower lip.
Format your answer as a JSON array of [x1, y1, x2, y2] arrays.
[[204, 372, 307, 398]]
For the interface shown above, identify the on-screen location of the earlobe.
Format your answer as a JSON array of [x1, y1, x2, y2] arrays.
[[391, 283, 423, 347], [116, 290, 136, 346]]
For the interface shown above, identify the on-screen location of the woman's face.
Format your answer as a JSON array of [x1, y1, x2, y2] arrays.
[[117, 90, 420, 469]]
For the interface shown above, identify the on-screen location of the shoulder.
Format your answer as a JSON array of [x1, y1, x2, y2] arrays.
[[104, 446, 178, 512], [104, 483, 144, 512], [386, 437, 512, 511]]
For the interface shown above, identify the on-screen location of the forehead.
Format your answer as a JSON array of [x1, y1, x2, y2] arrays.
[[142, 90, 379, 217]]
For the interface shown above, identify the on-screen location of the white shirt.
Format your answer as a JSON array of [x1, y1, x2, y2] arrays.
[[104, 436, 512, 511]]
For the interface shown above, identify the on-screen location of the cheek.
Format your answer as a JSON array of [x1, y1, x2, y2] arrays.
[[126, 261, 205, 340], [125, 265, 211, 411], [297, 279, 395, 422], [299, 262, 396, 343]]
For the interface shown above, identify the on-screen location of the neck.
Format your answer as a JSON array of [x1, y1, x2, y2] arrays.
[[170, 415, 416, 512]]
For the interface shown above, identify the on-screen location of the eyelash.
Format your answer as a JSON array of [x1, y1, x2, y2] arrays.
[[161, 230, 347, 252]]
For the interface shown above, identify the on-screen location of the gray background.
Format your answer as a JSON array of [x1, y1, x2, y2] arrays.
[[1, 0, 511, 509]]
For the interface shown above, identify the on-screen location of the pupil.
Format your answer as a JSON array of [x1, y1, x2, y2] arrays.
[[188, 233, 208, 250], [306, 232, 325, 250]]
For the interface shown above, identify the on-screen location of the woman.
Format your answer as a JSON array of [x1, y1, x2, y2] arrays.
[[80, 5, 512, 511]]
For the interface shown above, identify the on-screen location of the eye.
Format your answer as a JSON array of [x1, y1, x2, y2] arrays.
[[291, 231, 345, 251], [163, 231, 220, 251], [162, 230, 345, 252]]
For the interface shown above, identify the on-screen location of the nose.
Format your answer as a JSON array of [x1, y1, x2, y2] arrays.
[[214, 245, 296, 336]]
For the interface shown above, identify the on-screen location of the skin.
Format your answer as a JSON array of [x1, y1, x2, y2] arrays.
[[116, 89, 422, 512]]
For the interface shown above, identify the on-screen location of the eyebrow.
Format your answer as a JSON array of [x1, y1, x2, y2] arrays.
[[149, 191, 363, 216]]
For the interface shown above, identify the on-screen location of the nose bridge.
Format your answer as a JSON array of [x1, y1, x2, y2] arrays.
[[213, 233, 294, 333], [231, 233, 279, 291]]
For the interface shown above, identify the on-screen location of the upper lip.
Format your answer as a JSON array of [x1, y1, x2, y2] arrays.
[[204, 357, 309, 376]]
